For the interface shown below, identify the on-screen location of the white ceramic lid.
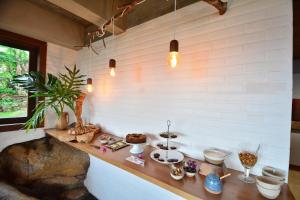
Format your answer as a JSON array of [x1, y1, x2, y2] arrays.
[[203, 148, 230, 161], [262, 166, 286, 181]]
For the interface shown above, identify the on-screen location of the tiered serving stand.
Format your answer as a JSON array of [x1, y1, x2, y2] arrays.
[[150, 120, 184, 164]]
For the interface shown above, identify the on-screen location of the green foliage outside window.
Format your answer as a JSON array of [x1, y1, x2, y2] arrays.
[[0, 45, 29, 118]]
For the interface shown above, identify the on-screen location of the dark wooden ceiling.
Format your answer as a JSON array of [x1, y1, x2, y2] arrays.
[[27, 0, 200, 34], [27, 0, 93, 27], [124, 0, 199, 29]]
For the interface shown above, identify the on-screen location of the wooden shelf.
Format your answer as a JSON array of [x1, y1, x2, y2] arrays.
[[45, 129, 295, 200]]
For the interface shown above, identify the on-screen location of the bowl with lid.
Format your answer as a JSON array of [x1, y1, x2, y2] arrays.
[[203, 148, 230, 165], [262, 166, 286, 182], [256, 176, 282, 199]]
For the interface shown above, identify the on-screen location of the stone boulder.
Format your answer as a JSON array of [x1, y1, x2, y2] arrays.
[[0, 137, 96, 200], [0, 181, 38, 200]]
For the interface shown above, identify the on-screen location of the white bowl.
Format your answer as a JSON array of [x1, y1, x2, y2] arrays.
[[256, 176, 282, 190], [256, 182, 280, 199], [262, 166, 286, 182], [185, 171, 196, 177], [170, 172, 184, 180], [99, 139, 108, 144], [203, 149, 227, 165]]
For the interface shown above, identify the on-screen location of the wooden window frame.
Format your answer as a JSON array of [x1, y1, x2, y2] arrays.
[[0, 29, 47, 132]]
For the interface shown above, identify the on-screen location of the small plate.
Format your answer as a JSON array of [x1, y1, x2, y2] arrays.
[[159, 132, 178, 139], [150, 149, 184, 164], [154, 141, 179, 150]]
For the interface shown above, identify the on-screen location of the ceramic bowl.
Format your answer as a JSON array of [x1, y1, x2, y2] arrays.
[[256, 182, 280, 199], [204, 173, 222, 194], [256, 176, 282, 190], [99, 139, 108, 145], [185, 171, 196, 177], [170, 172, 184, 180], [262, 166, 286, 182], [203, 149, 227, 165]]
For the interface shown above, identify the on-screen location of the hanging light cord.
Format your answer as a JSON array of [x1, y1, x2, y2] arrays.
[[112, 16, 116, 57], [173, 0, 177, 39], [112, 0, 116, 57], [89, 40, 91, 71], [113, 17, 115, 38]]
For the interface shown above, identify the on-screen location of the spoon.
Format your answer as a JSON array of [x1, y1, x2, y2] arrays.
[[255, 144, 261, 155], [220, 173, 231, 180]]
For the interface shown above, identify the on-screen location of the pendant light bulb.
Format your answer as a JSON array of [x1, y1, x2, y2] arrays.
[[86, 78, 93, 93], [168, 39, 180, 68], [109, 59, 116, 77], [110, 67, 116, 77], [168, 52, 179, 68]]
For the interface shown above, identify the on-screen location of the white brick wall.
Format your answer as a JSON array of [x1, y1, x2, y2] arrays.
[[0, 43, 77, 151], [78, 0, 293, 176]]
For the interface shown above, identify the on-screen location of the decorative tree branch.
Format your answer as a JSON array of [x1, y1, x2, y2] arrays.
[[88, 0, 146, 44], [85, 0, 227, 54], [203, 0, 227, 15]]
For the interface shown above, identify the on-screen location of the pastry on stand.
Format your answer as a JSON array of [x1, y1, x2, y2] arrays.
[[125, 133, 147, 154]]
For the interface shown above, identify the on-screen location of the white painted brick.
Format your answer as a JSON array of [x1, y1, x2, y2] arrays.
[[245, 16, 290, 34], [225, 31, 266, 47], [225, 52, 266, 66], [210, 45, 243, 59], [245, 82, 287, 94], [267, 49, 290, 61], [266, 26, 291, 40], [244, 39, 290, 54], [267, 71, 288, 81]]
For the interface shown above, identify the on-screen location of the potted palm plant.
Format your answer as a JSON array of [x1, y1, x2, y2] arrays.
[[13, 65, 86, 131]]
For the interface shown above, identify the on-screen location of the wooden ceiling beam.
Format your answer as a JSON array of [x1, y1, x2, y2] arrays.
[[45, 0, 124, 34]]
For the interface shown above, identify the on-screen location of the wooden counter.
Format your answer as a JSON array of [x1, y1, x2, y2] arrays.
[[45, 129, 295, 200]]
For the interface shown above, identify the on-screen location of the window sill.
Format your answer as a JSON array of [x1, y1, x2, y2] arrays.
[[0, 124, 44, 133]]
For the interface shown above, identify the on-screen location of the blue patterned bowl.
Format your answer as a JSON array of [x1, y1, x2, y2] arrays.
[[204, 173, 222, 194]]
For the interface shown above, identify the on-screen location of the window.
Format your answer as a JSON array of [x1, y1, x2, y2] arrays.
[[0, 29, 47, 132]]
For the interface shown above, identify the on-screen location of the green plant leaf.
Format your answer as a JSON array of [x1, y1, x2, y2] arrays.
[[14, 64, 86, 130]]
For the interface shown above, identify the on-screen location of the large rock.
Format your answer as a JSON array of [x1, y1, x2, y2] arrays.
[[0, 137, 96, 200], [0, 181, 38, 200]]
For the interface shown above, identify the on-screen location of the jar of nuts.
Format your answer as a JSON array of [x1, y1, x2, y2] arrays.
[[238, 145, 260, 184]]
